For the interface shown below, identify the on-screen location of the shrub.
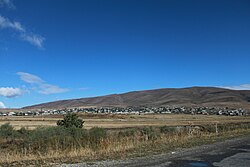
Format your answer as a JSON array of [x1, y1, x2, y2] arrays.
[[17, 127, 29, 135], [57, 113, 84, 128], [141, 126, 160, 140], [202, 124, 216, 133], [26, 126, 88, 152], [0, 123, 17, 140], [160, 126, 176, 134], [217, 123, 250, 132], [89, 127, 107, 148], [118, 128, 137, 137], [69, 127, 88, 139]]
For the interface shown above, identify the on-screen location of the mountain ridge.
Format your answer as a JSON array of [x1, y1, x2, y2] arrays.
[[23, 87, 250, 109]]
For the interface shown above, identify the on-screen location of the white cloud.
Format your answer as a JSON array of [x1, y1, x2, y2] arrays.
[[0, 15, 45, 48], [17, 72, 69, 95], [0, 1, 45, 48], [0, 0, 15, 9], [38, 84, 69, 95], [0, 15, 25, 32], [0, 101, 6, 108], [17, 72, 44, 84], [0, 87, 23, 98], [219, 84, 250, 90], [21, 33, 45, 49]]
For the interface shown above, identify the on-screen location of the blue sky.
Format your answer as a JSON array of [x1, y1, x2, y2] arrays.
[[0, 0, 250, 108]]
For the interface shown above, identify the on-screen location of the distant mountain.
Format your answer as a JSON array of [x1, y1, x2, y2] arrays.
[[23, 87, 250, 109]]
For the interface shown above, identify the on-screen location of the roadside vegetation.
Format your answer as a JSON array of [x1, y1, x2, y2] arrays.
[[0, 113, 250, 166]]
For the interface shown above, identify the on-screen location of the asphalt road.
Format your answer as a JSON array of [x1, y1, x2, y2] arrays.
[[165, 138, 250, 167], [60, 135, 250, 167]]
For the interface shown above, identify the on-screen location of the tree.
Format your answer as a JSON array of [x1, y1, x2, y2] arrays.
[[57, 113, 84, 128]]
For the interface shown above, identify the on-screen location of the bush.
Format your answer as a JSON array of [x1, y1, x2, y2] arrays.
[[25, 126, 88, 152], [217, 123, 250, 132], [118, 128, 137, 137], [89, 127, 107, 148], [203, 125, 216, 133], [141, 126, 160, 140], [57, 113, 84, 128], [69, 127, 88, 139], [160, 126, 176, 134], [17, 127, 29, 136], [0, 123, 17, 140]]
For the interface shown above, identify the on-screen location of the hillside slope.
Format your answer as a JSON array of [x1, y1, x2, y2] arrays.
[[23, 87, 250, 109]]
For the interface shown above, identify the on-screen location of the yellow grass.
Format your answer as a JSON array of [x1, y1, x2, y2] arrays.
[[1, 128, 250, 165], [0, 113, 249, 165], [0, 114, 249, 129]]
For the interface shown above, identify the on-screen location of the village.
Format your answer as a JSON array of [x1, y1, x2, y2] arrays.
[[0, 106, 248, 117]]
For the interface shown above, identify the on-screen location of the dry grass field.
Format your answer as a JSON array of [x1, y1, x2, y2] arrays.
[[0, 113, 250, 130], [0, 113, 250, 165]]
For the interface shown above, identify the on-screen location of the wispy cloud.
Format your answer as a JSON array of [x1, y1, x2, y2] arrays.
[[0, 15, 25, 32], [17, 72, 69, 94], [38, 84, 69, 95], [219, 84, 250, 90], [0, 101, 6, 108], [0, 15, 45, 48], [0, 87, 23, 98], [17, 72, 44, 84], [21, 33, 45, 49], [0, 0, 15, 9]]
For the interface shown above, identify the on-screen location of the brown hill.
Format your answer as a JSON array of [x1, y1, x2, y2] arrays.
[[23, 87, 250, 109]]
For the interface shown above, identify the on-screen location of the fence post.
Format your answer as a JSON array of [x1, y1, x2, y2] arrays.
[[215, 121, 218, 134]]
